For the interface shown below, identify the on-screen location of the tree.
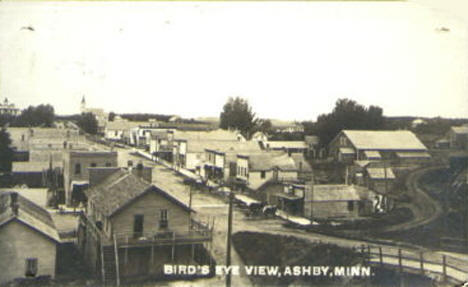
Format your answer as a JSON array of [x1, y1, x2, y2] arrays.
[[0, 128, 14, 173], [108, 112, 116, 122], [256, 119, 273, 134], [16, 104, 55, 127], [315, 98, 386, 147], [77, 112, 98, 135], [220, 97, 258, 139]]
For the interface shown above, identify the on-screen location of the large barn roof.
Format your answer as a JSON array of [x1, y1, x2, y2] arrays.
[[341, 130, 427, 151]]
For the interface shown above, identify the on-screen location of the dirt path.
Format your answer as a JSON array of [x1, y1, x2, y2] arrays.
[[380, 166, 444, 233]]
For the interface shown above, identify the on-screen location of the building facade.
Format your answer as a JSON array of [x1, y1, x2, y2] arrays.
[[63, 151, 118, 206], [78, 168, 213, 285], [0, 192, 59, 285]]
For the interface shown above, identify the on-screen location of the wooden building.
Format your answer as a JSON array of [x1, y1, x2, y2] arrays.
[[0, 192, 60, 285], [236, 152, 300, 190], [303, 184, 376, 219], [78, 167, 213, 285], [329, 130, 430, 164], [447, 126, 468, 150]]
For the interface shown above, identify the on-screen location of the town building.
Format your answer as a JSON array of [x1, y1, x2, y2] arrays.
[[202, 141, 262, 183], [104, 120, 148, 143], [0, 192, 60, 285], [172, 130, 245, 171], [63, 150, 118, 206], [447, 126, 468, 150], [364, 167, 396, 195], [263, 141, 309, 155], [78, 166, 213, 285], [304, 135, 320, 158], [329, 130, 430, 164], [0, 98, 20, 116], [236, 152, 299, 190], [303, 184, 376, 219]]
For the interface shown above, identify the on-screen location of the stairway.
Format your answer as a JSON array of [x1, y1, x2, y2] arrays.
[[101, 245, 117, 285]]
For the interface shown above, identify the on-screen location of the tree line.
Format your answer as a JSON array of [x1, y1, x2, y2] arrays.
[[0, 104, 55, 128], [219, 97, 386, 146]]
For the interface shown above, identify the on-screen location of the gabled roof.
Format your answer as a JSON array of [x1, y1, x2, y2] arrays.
[[240, 152, 297, 171], [86, 169, 192, 217], [339, 130, 427, 151], [290, 154, 312, 172], [0, 192, 60, 242]]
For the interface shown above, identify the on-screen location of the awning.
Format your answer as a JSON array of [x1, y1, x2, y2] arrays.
[[234, 194, 261, 206], [339, 147, 355, 154], [396, 152, 431, 159], [364, 150, 382, 159]]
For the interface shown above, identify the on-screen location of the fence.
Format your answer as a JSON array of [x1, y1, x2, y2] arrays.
[[353, 243, 468, 283]]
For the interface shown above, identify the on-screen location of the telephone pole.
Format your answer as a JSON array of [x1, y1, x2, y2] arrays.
[[226, 186, 234, 287]]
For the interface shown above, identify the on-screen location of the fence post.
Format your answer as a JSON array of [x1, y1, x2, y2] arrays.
[[379, 247, 383, 266], [367, 245, 371, 264], [419, 251, 424, 274], [398, 249, 402, 273], [442, 255, 447, 281]]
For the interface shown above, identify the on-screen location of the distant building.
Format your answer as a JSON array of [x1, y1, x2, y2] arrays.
[[80, 96, 108, 134], [78, 167, 213, 284], [303, 184, 376, 219], [172, 130, 245, 171], [63, 150, 118, 206], [0, 192, 60, 284], [329, 130, 430, 164], [447, 126, 468, 150], [264, 141, 308, 155], [411, 118, 427, 128], [0, 98, 20, 116]]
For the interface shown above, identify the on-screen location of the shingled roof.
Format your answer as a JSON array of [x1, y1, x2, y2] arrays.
[[0, 192, 60, 242], [86, 169, 192, 217], [241, 152, 297, 171]]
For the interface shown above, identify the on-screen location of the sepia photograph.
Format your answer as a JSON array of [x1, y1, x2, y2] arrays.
[[0, 0, 467, 286]]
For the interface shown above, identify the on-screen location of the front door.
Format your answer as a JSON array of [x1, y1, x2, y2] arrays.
[[133, 214, 144, 238]]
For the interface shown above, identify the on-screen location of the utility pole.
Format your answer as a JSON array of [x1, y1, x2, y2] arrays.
[[226, 188, 234, 287], [188, 182, 193, 228]]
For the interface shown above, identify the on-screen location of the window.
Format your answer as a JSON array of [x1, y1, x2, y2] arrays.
[[74, 163, 81, 175], [90, 163, 97, 167], [105, 162, 112, 167], [260, 171, 266, 179], [25, 258, 38, 277], [160, 209, 168, 229], [133, 215, 144, 238], [347, 201, 354, 212]]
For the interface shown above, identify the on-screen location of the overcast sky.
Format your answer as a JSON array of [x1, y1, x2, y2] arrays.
[[0, 1, 467, 121]]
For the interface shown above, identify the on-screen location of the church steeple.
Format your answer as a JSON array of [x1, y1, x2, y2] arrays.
[[80, 96, 86, 113]]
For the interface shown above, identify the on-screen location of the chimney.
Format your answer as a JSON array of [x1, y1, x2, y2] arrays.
[[131, 162, 152, 183], [136, 162, 144, 178], [10, 193, 19, 215]]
